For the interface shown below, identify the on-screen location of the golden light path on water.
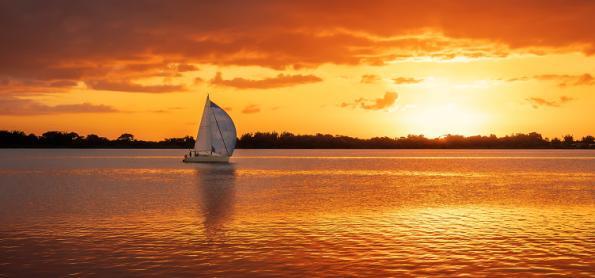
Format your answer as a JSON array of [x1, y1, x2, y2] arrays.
[[0, 149, 593, 276]]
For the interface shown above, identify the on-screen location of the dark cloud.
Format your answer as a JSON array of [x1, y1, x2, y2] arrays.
[[48, 80, 79, 87], [0, 96, 120, 115], [0, 78, 81, 96], [1, 1, 594, 81], [85, 80, 185, 93], [527, 96, 574, 108], [0, 0, 594, 101], [176, 64, 199, 72], [121, 62, 197, 76], [210, 72, 322, 89], [242, 104, 260, 114], [341, 91, 398, 110]]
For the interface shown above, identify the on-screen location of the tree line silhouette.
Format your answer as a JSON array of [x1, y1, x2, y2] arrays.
[[1, 130, 594, 149], [237, 132, 594, 149], [0, 131, 194, 148]]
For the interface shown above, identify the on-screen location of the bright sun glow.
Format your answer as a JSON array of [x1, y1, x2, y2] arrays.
[[401, 103, 488, 137]]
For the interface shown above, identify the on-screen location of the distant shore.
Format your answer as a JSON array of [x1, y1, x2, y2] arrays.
[[1, 130, 594, 149]]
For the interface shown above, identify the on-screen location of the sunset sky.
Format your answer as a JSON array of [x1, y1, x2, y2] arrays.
[[1, 0, 594, 140]]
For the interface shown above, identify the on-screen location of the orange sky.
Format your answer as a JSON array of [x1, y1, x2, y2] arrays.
[[1, 1, 594, 140]]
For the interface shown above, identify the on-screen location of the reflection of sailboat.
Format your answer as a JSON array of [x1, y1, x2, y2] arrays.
[[184, 95, 237, 163], [195, 165, 236, 237]]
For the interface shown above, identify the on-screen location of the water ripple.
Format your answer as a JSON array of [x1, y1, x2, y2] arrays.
[[0, 149, 593, 276]]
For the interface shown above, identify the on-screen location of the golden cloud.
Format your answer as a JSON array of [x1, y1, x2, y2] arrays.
[[85, 80, 186, 93], [534, 74, 595, 87], [392, 77, 423, 84], [527, 96, 574, 108], [1, 1, 594, 97], [242, 104, 261, 114], [0, 96, 120, 115], [210, 72, 322, 89], [341, 91, 398, 110], [361, 74, 381, 84]]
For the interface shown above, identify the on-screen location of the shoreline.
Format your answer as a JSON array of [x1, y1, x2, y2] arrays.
[[1, 147, 594, 150]]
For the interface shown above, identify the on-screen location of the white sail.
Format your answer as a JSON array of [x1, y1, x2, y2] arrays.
[[192, 96, 236, 156], [208, 101, 237, 155], [194, 96, 213, 152]]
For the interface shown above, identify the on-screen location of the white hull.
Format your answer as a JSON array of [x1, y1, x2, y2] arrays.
[[183, 155, 230, 163]]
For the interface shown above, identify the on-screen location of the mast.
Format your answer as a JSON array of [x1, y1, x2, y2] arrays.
[[193, 95, 213, 153]]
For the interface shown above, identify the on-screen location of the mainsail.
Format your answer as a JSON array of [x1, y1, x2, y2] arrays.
[[194, 97, 213, 152], [193, 96, 237, 156]]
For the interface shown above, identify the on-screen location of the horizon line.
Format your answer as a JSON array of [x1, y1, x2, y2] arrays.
[[1, 129, 593, 141]]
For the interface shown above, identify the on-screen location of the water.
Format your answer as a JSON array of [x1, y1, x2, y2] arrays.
[[0, 149, 593, 276]]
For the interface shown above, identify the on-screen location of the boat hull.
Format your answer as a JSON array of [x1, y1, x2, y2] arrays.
[[183, 155, 230, 163]]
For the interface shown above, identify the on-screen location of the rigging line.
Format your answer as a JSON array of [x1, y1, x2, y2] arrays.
[[210, 106, 230, 155]]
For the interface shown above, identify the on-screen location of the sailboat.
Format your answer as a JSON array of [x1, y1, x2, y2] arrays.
[[183, 95, 237, 163]]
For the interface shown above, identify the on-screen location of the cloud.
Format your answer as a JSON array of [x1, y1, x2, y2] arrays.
[[527, 96, 574, 108], [575, 74, 595, 86], [1, 1, 594, 81], [0, 78, 81, 96], [341, 91, 398, 110], [361, 74, 380, 84], [0, 0, 594, 107], [117, 62, 197, 77], [535, 73, 595, 87], [392, 77, 423, 84], [360, 91, 399, 110], [150, 107, 183, 113], [210, 72, 322, 89], [507, 73, 595, 87], [85, 80, 185, 93], [505, 76, 530, 82], [175, 64, 198, 72], [48, 80, 78, 87], [242, 104, 260, 114], [0, 96, 120, 115]]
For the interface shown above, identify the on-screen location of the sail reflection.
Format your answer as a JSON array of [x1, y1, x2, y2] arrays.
[[194, 164, 236, 238]]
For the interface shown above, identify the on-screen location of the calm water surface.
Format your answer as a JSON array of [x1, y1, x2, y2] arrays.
[[0, 149, 594, 276]]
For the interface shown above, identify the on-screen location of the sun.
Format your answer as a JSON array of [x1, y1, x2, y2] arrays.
[[401, 102, 489, 137]]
